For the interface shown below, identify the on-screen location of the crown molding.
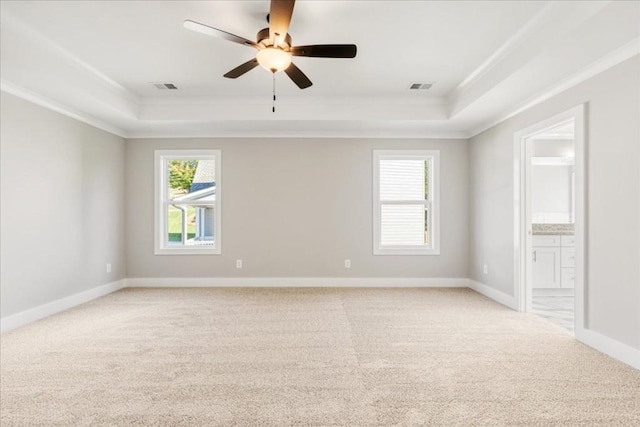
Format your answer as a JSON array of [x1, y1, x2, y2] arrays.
[[127, 133, 470, 140], [1, 79, 128, 138], [2, 76, 464, 140], [449, 2, 554, 102], [1, 11, 141, 106], [126, 124, 469, 140], [449, 1, 613, 118], [140, 95, 449, 107], [5, 40, 637, 142], [139, 100, 449, 121], [469, 39, 640, 138]]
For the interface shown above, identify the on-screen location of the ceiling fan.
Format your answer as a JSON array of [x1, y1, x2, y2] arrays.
[[183, 0, 357, 89]]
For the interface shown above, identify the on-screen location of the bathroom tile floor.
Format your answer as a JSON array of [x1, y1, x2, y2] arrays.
[[532, 296, 574, 334]]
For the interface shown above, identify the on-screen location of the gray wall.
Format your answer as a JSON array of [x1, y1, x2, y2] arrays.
[[469, 55, 640, 348], [4, 55, 636, 353], [0, 92, 126, 317], [126, 138, 469, 279]]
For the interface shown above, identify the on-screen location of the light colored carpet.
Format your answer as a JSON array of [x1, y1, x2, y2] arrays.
[[1, 288, 639, 426]]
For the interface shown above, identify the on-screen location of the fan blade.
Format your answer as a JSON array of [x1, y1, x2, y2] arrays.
[[223, 59, 259, 79], [269, 0, 295, 46], [291, 44, 357, 58], [184, 20, 258, 49], [284, 63, 312, 89]]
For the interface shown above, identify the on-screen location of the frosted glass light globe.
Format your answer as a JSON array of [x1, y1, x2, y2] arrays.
[[256, 48, 292, 72]]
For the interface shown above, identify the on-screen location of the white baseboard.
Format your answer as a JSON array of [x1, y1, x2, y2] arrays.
[[576, 327, 640, 370], [468, 279, 518, 310], [126, 277, 470, 288], [0, 279, 127, 334]]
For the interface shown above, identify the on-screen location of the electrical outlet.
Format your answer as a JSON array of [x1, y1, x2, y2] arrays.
[[483, 264, 488, 275], [236, 259, 243, 269], [344, 259, 351, 269], [106, 263, 112, 273]]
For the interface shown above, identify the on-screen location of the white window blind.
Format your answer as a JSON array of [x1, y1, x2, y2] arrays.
[[380, 160, 424, 201], [373, 151, 440, 255], [380, 204, 425, 246]]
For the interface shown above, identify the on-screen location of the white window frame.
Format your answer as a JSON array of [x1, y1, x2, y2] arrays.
[[373, 150, 440, 256], [154, 149, 222, 255]]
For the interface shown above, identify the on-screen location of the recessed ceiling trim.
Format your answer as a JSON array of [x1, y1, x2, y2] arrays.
[[138, 101, 449, 121], [469, 37, 640, 138], [126, 129, 470, 140], [139, 95, 449, 106], [2, 1, 637, 140], [1, 10, 141, 106], [1, 79, 128, 138], [449, 1, 612, 118], [450, 2, 553, 96]]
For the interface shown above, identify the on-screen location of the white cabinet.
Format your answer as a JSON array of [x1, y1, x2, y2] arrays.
[[561, 248, 575, 268], [533, 235, 561, 247], [560, 236, 575, 288], [533, 247, 561, 288], [533, 234, 575, 289], [561, 235, 576, 247], [561, 269, 575, 288]]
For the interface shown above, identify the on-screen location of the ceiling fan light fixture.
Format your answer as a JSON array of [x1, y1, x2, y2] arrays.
[[184, 0, 356, 89], [256, 47, 292, 72]]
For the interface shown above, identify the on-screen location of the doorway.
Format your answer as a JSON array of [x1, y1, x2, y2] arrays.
[[513, 105, 586, 335]]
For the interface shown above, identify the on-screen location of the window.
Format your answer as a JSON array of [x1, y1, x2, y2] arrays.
[[154, 150, 221, 255], [373, 150, 440, 255]]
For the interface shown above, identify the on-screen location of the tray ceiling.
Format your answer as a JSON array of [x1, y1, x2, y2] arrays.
[[1, 1, 638, 138]]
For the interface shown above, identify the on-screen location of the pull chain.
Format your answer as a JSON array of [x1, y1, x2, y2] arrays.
[[272, 72, 276, 113]]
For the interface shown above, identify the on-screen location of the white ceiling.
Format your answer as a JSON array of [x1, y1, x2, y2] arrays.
[[1, 0, 639, 138]]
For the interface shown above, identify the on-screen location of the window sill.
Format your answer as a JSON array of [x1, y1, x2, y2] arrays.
[[374, 247, 440, 256], [154, 247, 221, 255]]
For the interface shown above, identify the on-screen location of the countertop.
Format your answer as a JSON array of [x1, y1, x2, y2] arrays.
[[532, 223, 575, 235]]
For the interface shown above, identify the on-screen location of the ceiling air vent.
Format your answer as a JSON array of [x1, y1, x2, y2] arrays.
[[153, 83, 178, 90], [408, 82, 433, 90]]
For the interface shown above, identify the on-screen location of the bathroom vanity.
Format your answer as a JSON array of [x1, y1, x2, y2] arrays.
[[532, 224, 575, 289]]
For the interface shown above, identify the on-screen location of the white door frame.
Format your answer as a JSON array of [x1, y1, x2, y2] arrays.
[[513, 104, 586, 334]]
